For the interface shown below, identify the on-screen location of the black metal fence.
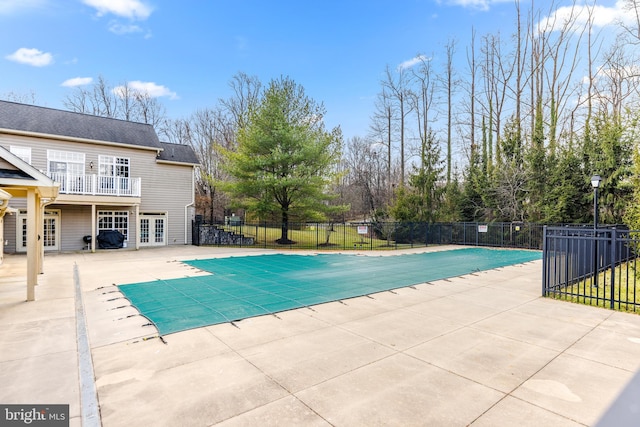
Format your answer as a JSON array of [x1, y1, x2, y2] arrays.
[[542, 226, 640, 312], [192, 220, 546, 251]]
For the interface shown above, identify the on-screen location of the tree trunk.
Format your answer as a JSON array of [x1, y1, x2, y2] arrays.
[[278, 209, 293, 244]]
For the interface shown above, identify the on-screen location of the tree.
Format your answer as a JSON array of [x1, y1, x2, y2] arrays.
[[382, 65, 413, 186], [221, 76, 345, 244], [585, 112, 634, 224], [63, 75, 167, 126], [390, 130, 444, 223], [442, 39, 457, 184], [369, 88, 396, 199], [623, 150, 640, 230]]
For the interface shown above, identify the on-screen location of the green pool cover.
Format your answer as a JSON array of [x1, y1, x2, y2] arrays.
[[118, 247, 541, 335]]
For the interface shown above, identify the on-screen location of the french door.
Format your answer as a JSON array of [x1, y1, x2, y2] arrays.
[[139, 214, 166, 246], [17, 210, 60, 252]]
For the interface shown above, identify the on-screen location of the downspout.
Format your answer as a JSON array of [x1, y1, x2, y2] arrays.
[[184, 165, 196, 244]]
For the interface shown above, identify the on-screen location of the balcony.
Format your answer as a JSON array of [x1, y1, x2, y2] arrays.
[[47, 172, 141, 197]]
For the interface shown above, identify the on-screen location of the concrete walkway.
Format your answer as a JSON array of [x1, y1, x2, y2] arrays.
[[2, 246, 640, 426]]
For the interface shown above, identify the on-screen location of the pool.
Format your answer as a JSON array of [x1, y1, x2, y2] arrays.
[[118, 247, 541, 335]]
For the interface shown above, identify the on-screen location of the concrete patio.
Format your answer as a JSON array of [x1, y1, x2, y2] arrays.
[[2, 245, 640, 426]]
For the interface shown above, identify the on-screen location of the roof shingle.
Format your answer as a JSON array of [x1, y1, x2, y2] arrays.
[[0, 100, 162, 149]]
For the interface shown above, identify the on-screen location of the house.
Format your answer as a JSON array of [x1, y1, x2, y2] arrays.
[[0, 100, 199, 262]]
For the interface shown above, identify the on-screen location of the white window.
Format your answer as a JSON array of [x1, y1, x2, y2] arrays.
[[10, 146, 31, 164], [99, 155, 130, 178], [99, 155, 130, 191], [98, 211, 129, 241], [47, 149, 85, 175], [47, 150, 85, 193]]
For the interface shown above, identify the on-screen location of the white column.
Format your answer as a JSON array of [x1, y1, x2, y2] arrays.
[[91, 204, 96, 253], [37, 201, 44, 274], [135, 204, 140, 250], [26, 189, 37, 301]]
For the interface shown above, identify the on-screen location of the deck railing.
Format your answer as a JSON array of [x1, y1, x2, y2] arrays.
[[48, 172, 141, 197]]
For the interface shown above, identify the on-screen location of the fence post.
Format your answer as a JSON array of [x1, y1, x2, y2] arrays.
[[610, 229, 617, 309], [394, 222, 398, 249], [425, 222, 429, 247], [343, 223, 346, 250], [542, 226, 547, 296]]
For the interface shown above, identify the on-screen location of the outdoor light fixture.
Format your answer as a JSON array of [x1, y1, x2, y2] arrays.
[[591, 174, 601, 230], [591, 174, 601, 281]]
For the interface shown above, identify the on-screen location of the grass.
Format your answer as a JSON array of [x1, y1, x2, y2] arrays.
[[220, 223, 420, 250], [547, 260, 640, 313]]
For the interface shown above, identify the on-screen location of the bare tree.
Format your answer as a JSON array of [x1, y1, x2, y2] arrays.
[[134, 91, 167, 130], [369, 87, 396, 199], [382, 65, 413, 186], [63, 75, 167, 127], [537, 1, 584, 149], [219, 72, 262, 134], [443, 39, 457, 183], [409, 54, 439, 174], [466, 28, 478, 164], [619, 0, 640, 44], [2, 90, 38, 104], [172, 108, 235, 223], [594, 42, 640, 121], [62, 87, 92, 114], [92, 75, 118, 118], [343, 136, 388, 217]]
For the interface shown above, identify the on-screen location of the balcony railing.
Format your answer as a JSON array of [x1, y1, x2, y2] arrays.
[[48, 172, 141, 197]]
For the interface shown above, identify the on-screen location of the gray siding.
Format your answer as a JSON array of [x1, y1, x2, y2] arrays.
[[3, 211, 17, 253], [141, 162, 195, 245], [56, 205, 91, 251]]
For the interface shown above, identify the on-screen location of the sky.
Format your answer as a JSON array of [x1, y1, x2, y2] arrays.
[[0, 0, 629, 142]]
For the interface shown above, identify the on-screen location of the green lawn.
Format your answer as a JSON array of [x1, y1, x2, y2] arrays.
[[548, 261, 640, 313], [222, 223, 420, 250]]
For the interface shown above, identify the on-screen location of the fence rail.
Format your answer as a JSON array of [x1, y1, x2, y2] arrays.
[[543, 226, 640, 312], [192, 220, 546, 251]]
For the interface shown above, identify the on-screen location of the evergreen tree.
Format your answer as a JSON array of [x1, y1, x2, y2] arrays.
[[221, 76, 346, 243], [541, 146, 590, 223], [390, 130, 444, 222], [585, 113, 634, 224]]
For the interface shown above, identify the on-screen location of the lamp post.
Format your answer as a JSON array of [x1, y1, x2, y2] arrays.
[[591, 174, 602, 284], [591, 174, 601, 231]]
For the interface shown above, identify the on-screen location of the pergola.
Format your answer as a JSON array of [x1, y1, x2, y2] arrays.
[[0, 146, 59, 301]]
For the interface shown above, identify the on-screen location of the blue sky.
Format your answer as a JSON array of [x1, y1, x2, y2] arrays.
[[0, 0, 627, 141]]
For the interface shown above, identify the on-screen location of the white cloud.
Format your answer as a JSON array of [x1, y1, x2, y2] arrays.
[[114, 81, 178, 100], [443, 0, 512, 12], [82, 0, 153, 20], [398, 54, 430, 70], [6, 47, 53, 67], [537, 0, 631, 33], [61, 77, 93, 87], [0, 0, 47, 15], [109, 22, 143, 35]]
